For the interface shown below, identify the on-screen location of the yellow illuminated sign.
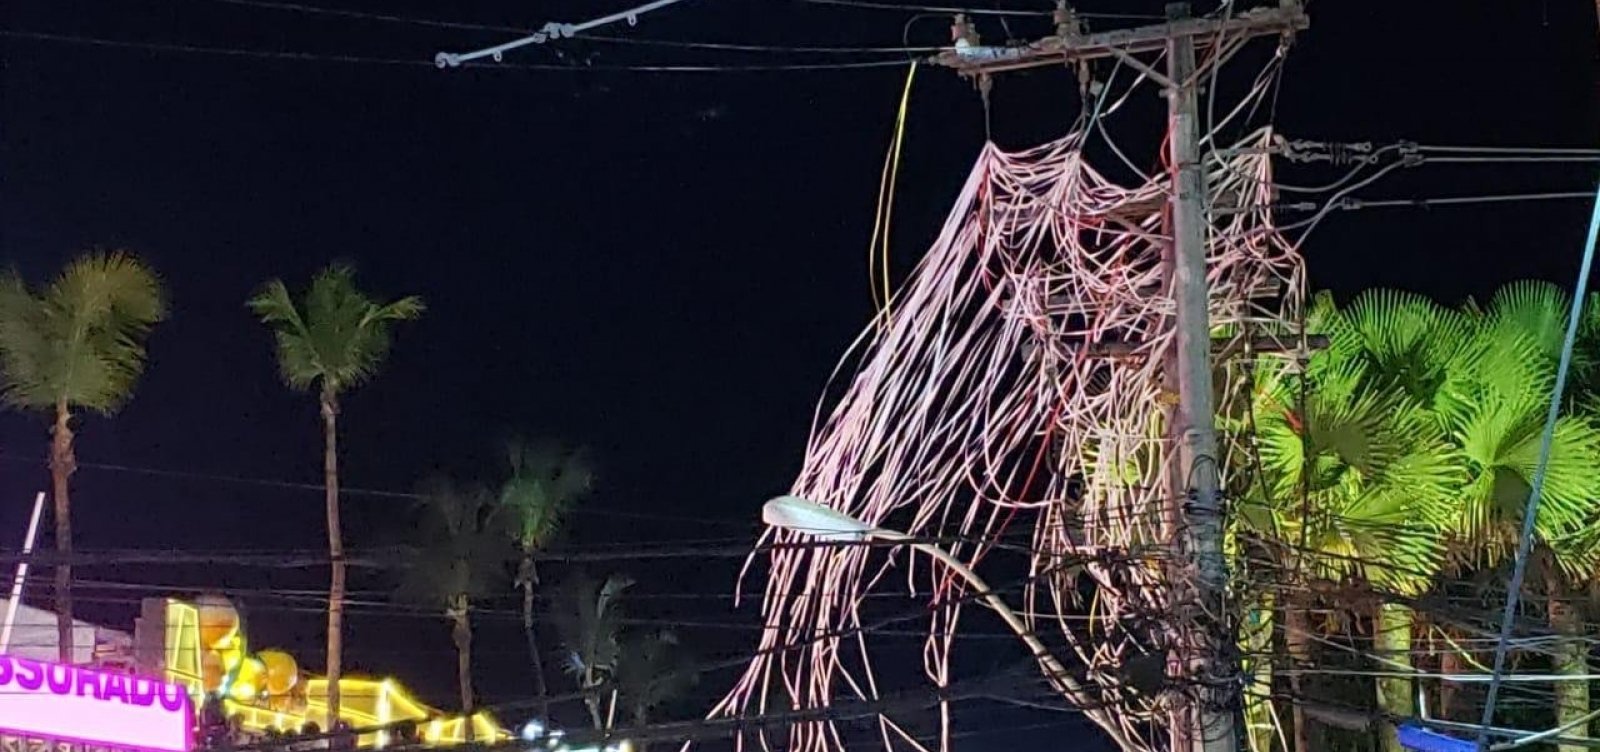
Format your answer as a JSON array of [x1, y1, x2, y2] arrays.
[[161, 600, 505, 747]]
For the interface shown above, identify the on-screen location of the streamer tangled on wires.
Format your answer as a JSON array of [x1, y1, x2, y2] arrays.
[[709, 126, 1304, 752]]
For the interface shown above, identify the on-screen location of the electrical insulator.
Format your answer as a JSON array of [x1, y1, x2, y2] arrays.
[[950, 14, 978, 48], [1053, 2, 1083, 39]]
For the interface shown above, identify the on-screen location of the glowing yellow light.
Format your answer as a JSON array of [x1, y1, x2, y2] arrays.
[[161, 598, 505, 746]]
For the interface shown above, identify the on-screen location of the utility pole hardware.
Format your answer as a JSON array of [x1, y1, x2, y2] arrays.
[[932, 4, 1309, 752]]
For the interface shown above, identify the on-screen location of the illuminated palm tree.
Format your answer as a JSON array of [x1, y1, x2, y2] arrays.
[[247, 264, 423, 723], [1297, 283, 1600, 751], [398, 478, 512, 741], [1437, 282, 1600, 751], [0, 252, 167, 663], [499, 439, 593, 722], [1239, 292, 1462, 752]]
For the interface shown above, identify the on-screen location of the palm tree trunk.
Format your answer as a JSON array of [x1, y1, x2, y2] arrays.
[[50, 399, 75, 664], [1548, 573, 1589, 752], [632, 706, 651, 752], [585, 666, 604, 730], [1373, 602, 1415, 752], [1284, 604, 1313, 752], [321, 389, 344, 727], [520, 553, 550, 722], [1437, 627, 1465, 721], [1242, 594, 1280, 752], [452, 594, 475, 743]]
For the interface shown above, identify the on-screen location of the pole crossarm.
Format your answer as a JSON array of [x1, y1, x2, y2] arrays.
[[928, 4, 1308, 78]]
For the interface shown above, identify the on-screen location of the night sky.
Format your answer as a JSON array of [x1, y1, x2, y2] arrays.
[[1, 0, 1597, 746]]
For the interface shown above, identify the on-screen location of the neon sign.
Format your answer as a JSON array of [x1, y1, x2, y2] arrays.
[[0, 655, 192, 752]]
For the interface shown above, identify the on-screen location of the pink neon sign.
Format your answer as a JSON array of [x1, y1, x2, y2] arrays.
[[0, 655, 192, 752]]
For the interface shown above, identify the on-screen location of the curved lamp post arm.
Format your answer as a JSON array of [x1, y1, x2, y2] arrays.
[[872, 528, 1137, 751], [761, 496, 1136, 751]]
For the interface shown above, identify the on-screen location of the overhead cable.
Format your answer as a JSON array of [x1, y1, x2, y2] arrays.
[[797, 0, 1162, 19], [199, 0, 943, 55], [1329, 191, 1596, 210], [434, 0, 692, 68], [0, 453, 748, 527], [1, 29, 912, 72]]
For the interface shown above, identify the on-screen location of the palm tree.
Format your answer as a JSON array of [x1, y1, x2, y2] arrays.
[[613, 628, 696, 752], [1439, 282, 1600, 750], [1303, 283, 1600, 750], [551, 571, 633, 730], [397, 479, 511, 741], [1239, 296, 1462, 752], [247, 264, 423, 723], [0, 252, 167, 663], [499, 439, 593, 723]]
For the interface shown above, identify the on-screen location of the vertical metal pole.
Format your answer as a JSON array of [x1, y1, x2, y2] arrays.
[[1166, 3, 1237, 752], [0, 492, 48, 654]]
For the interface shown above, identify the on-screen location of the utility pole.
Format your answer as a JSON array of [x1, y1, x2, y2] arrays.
[[933, 4, 1308, 752], [1166, 5, 1229, 752]]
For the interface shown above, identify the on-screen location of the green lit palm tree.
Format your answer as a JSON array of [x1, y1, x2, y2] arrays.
[[1240, 293, 1462, 752], [0, 252, 167, 663], [499, 439, 594, 723], [1319, 282, 1600, 751], [397, 478, 511, 741], [551, 571, 633, 730], [247, 264, 423, 723], [1437, 282, 1600, 751]]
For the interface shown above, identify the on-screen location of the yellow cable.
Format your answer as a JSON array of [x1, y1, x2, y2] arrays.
[[867, 62, 918, 319]]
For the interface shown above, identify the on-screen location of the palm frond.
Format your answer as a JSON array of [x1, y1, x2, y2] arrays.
[[615, 629, 697, 720], [1244, 300, 1463, 595], [550, 571, 633, 682], [1335, 288, 1471, 406], [0, 252, 167, 413], [396, 478, 512, 608], [249, 264, 423, 395], [501, 439, 594, 550], [247, 280, 323, 390]]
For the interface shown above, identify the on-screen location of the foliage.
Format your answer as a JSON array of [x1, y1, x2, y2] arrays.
[[396, 479, 514, 608], [1234, 281, 1600, 751], [614, 629, 697, 724], [501, 439, 594, 552], [551, 571, 634, 683], [0, 251, 167, 412], [246, 264, 424, 396], [1241, 294, 1460, 595]]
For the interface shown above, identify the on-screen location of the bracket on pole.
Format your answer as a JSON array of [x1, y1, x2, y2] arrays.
[[928, 3, 1308, 77]]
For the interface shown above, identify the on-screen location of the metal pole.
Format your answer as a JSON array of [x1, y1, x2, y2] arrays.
[[1166, 3, 1236, 751], [0, 492, 48, 654]]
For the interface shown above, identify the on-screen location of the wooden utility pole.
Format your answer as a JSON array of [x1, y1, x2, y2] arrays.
[[933, 4, 1308, 752]]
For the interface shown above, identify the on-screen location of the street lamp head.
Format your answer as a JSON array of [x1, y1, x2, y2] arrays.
[[762, 495, 874, 542]]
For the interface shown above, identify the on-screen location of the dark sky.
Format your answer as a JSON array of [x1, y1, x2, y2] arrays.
[[1, 0, 1597, 746]]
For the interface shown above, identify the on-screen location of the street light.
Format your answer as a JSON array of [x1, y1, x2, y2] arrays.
[[760, 495, 1136, 751]]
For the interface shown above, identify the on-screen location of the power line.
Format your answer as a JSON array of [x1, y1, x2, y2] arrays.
[[198, 0, 523, 34], [194, 0, 942, 55], [795, 0, 1161, 20], [434, 0, 694, 68], [0, 30, 914, 72], [0, 453, 753, 527], [1329, 191, 1597, 211]]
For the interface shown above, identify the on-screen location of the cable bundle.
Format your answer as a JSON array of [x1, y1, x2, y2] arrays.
[[708, 126, 1303, 752]]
